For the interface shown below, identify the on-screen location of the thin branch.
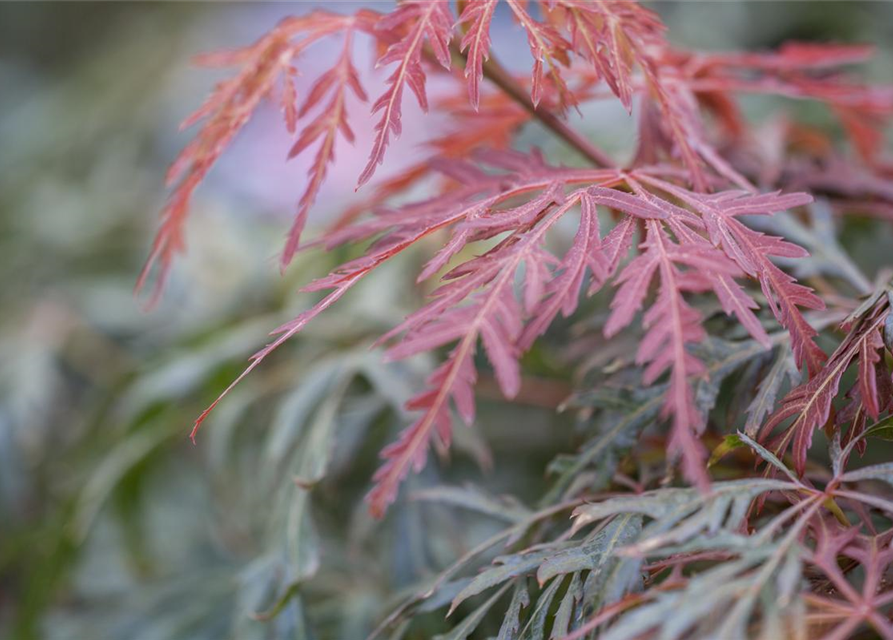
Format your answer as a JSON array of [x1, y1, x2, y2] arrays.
[[447, 41, 614, 168]]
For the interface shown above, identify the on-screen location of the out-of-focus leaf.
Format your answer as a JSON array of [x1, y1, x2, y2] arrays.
[[885, 291, 893, 352], [264, 358, 345, 473], [437, 582, 511, 640], [842, 462, 893, 486], [72, 421, 177, 542], [544, 386, 662, 503], [708, 434, 744, 468], [862, 415, 893, 441], [118, 317, 279, 422], [412, 485, 531, 523], [750, 201, 872, 294], [691, 337, 770, 417]]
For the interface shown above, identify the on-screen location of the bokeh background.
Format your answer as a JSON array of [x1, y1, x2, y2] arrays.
[[1, 3, 892, 639]]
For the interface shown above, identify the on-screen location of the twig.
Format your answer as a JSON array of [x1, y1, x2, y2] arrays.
[[448, 41, 614, 168]]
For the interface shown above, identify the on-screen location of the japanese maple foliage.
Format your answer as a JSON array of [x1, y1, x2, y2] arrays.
[[142, 1, 893, 637]]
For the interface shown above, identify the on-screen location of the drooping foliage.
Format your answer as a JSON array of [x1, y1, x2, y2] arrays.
[[137, 1, 893, 637]]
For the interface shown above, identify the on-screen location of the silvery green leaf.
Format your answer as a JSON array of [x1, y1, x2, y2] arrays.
[[537, 514, 641, 585], [751, 202, 872, 294], [543, 386, 662, 503], [522, 577, 563, 640], [603, 540, 804, 640], [574, 478, 795, 559], [413, 485, 531, 523], [691, 338, 769, 416], [573, 479, 789, 538], [550, 572, 582, 639], [437, 583, 511, 640], [418, 578, 475, 613], [264, 359, 344, 473], [737, 431, 800, 484], [450, 546, 573, 614], [745, 347, 799, 437], [842, 462, 893, 486], [497, 580, 530, 640], [885, 291, 893, 352]]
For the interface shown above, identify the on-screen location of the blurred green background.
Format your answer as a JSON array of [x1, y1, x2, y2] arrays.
[[0, 3, 891, 639]]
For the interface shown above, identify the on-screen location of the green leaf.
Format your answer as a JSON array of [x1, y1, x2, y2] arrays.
[[745, 347, 799, 437], [572, 478, 794, 554], [71, 421, 177, 542], [536, 514, 641, 585], [737, 431, 801, 484], [841, 461, 893, 486], [412, 485, 532, 523], [708, 434, 744, 468], [497, 580, 530, 640], [521, 576, 564, 640], [863, 415, 893, 442], [450, 546, 572, 615], [436, 583, 511, 640], [550, 572, 582, 639], [601, 541, 804, 640], [691, 338, 770, 417], [544, 386, 662, 504], [884, 292, 893, 352]]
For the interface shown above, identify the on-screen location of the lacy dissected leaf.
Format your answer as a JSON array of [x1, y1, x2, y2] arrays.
[[759, 290, 892, 475], [745, 345, 800, 437], [181, 146, 819, 516], [807, 531, 893, 639], [603, 214, 739, 487], [536, 514, 643, 588], [750, 201, 873, 296], [570, 477, 824, 640], [602, 539, 807, 640], [280, 25, 368, 267], [447, 514, 642, 636], [139, 11, 380, 297], [143, 0, 853, 526], [504, 0, 572, 108], [640, 175, 824, 373], [457, 0, 499, 110], [674, 42, 893, 166], [366, 187, 594, 516], [357, 0, 454, 187], [572, 478, 796, 552], [544, 385, 663, 503], [553, 334, 781, 504], [546, 0, 724, 188], [552, 0, 665, 112], [367, 164, 815, 512]]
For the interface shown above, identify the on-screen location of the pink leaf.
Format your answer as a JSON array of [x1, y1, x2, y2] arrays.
[[357, 1, 454, 188], [457, 0, 499, 110]]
